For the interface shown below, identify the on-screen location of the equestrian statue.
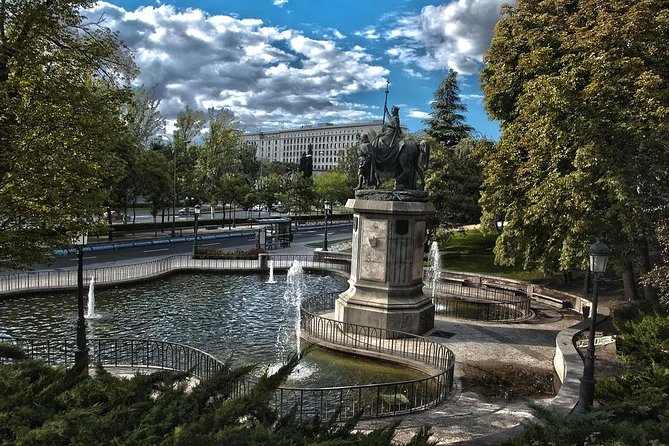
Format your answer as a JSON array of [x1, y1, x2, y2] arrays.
[[355, 105, 430, 191]]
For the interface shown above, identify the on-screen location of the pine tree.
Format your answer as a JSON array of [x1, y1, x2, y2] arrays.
[[424, 70, 480, 237], [425, 69, 473, 147]]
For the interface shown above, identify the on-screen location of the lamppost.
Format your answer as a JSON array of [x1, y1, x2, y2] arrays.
[[172, 139, 191, 237], [323, 200, 331, 251], [74, 233, 89, 372], [575, 238, 611, 413], [192, 204, 201, 257]]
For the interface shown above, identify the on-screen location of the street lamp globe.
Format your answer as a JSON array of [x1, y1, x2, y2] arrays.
[[194, 204, 201, 216], [589, 238, 610, 273]]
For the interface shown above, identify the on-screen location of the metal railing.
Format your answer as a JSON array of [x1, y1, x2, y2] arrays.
[[423, 275, 531, 321], [0, 254, 350, 296], [0, 337, 227, 381], [296, 292, 456, 419]]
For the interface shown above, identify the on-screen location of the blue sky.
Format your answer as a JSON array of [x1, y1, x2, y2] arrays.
[[94, 0, 509, 139]]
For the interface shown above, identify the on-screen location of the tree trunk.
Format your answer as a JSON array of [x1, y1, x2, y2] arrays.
[[583, 269, 591, 295], [622, 261, 638, 301], [563, 270, 572, 284], [637, 239, 657, 302]]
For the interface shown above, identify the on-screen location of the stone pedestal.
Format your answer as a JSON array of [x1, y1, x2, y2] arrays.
[[335, 190, 435, 337]]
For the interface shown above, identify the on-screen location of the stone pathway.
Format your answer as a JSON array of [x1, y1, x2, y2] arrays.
[[355, 304, 582, 445]]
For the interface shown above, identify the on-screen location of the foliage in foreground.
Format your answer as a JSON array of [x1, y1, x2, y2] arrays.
[[0, 351, 435, 446], [505, 310, 669, 445]]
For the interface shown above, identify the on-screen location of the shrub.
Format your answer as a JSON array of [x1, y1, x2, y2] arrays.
[[0, 351, 436, 445], [195, 246, 267, 259], [616, 310, 669, 367]]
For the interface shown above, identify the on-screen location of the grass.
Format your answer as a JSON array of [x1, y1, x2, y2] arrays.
[[303, 228, 551, 282], [438, 229, 548, 282]]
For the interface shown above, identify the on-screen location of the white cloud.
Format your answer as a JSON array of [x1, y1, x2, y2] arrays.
[[384, 0, 509, 74], [462, 93, 484, 101], [407, 109, 431, 120], [86, 2, 388, 132], [355, 27, 381, 40], [273, 0, 288, 6], [403, 68, 428, 80]]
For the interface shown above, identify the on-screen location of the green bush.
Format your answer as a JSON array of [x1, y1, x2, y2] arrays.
[[505, 311, 669, 445], [194, 246, 266, 259], [0, 351, 435, 445], [616, 310, 669, 367]]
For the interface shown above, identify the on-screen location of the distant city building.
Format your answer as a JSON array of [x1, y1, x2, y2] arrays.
[[241, 121, 384, 174]]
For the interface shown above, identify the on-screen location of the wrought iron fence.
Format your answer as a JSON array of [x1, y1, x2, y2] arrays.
[[423, 277, 531, 321], [1, 323, 453, 422], [0, 337, 227, 381], [297, 292, 456, 419], [0, 254, 349, 295]]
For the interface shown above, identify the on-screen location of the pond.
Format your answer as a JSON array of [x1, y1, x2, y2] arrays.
[[0, 271, 422, 387]]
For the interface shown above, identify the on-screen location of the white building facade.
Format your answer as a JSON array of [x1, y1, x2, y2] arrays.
[[241, 121, 383, 174]]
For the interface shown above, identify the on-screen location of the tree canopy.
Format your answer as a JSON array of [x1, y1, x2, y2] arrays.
[[425, 69, 473, 147], [479, 0, 669, 288], [423, 69, 481, 238], [0, 1, 135, 268]]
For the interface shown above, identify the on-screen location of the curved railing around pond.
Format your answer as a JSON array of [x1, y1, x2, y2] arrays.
[[0, 337, 229, 382], [296, 292, 456, 419], [423, 274, 532, 321], [0, 254, 350, 296]]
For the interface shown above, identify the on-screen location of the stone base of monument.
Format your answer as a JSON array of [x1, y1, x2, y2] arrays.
[[335, 190, 435, 338]]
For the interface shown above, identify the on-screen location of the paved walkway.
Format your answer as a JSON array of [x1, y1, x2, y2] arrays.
[[356, 306, 581, 445]]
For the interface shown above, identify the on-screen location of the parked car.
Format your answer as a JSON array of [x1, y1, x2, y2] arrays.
[[178, 207, 193, 215], [103, 210, 125, 221]]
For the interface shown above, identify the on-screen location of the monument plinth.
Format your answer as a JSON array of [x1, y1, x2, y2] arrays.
[[335, 190, 435, 337]]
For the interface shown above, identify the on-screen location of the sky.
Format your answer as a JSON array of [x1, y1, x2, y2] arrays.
[[89, 0, 511, 139]]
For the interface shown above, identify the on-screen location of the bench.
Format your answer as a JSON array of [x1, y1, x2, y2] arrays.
[[532, 293, 572, 309]]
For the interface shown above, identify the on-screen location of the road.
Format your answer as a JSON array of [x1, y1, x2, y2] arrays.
[[33, 226, 353, 270], [117, 208, 322, 223]]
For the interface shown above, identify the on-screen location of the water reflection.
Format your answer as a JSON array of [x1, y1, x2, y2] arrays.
[[0, 272, 421, 386]]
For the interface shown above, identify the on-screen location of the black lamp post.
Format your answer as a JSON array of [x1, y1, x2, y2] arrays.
[[172, 139, 190, 237], [575, 238, 610, 413], [192, 204, 201, 257], [74, 233, 89, 372], [323, 200, 331, 251]]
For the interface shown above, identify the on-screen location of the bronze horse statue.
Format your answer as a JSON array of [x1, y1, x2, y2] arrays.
[[358, 126, 430, 191]]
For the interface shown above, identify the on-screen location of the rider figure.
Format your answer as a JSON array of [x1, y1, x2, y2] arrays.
[[356, 133, 378, 189], [374, 105, 402, 161], [384, 105, 401, 150]]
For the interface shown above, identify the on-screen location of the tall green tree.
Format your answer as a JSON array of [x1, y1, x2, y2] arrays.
[[0, 1, 135, 268], [425, 138, 486, 232], [123, 84, 165, 150], [334, 144, 360, 191], [313, 171, 353, 205], [423, 70, 479, 238], [195, 108, 248, 219], [173, 107, 206, 211], [479, 0, 669, 299], [137, 149, 172, 234], [425, 69, 474, 147]]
